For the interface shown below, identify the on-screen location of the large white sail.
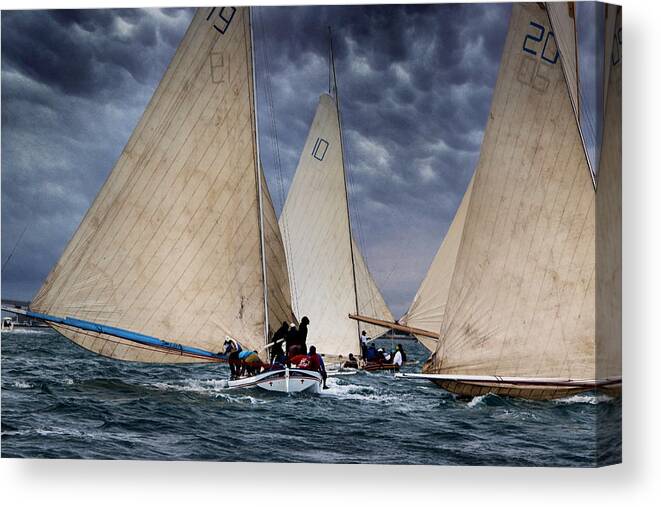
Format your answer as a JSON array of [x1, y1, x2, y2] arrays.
[[31, 7, 293, 362], [401, 175, 474, 352], [279, 93, 393, 357], [423, 3, 603, 399]]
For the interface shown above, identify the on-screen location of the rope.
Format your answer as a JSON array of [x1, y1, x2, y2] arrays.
[[2, 224, 28, 274]]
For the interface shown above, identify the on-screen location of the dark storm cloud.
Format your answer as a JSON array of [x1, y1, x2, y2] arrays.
[[1, 7, 195, 296], [2, 9, 184, 98], [2, 4, 512, 318]]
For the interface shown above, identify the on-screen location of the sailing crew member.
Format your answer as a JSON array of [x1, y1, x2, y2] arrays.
[[240, 350, 263, 376], [360, 330, 369, 359], [397, 343, 407, 363], [298, 316, 310, 355], [343, 353, 358, 369], [286, 322, 300, 358], [271, 341, 286, 367], [271, 321, 289, 364], [308, 345, 328, 389], [366, 343, 377, 362], [392, 345, 403, 371], [223, 337, 242, 379]]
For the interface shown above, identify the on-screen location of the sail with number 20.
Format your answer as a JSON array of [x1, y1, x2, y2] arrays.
[[417, 3, 621, 400]]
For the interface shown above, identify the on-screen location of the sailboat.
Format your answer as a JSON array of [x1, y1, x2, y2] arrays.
[[2, 7, 322, 394], [396, 2, 622, 400], [278, 33, 394, 364]]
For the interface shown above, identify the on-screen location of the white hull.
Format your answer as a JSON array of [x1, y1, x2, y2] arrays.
[[226, 367, 322, 394]]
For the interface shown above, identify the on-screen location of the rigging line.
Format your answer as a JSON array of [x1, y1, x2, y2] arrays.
[[355, 259, 399, 315], [256, 9, 300, 317], [2, 224, 28, 274], [330, 26, 361, 345], [341, 141, 375, 311], [329, 52, 376, 315]]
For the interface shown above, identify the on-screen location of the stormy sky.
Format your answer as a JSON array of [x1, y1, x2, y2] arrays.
[[1, 3, 599, 319]]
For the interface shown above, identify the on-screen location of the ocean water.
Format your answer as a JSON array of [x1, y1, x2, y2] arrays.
[[1, 328, 621, 466]]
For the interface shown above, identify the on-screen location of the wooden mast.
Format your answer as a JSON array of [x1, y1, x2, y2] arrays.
[[249, 7, 270, 347]]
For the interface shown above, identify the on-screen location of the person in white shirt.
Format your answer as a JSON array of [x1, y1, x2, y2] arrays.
[[392, 346, 403, 370], [360, 330, 369, 359]]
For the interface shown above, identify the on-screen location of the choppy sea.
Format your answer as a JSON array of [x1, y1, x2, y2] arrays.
[[1, 328, 621, 466]]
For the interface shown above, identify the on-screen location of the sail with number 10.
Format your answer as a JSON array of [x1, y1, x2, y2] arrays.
[[279, 91, 394, 359], [22, 7, 296, 364]]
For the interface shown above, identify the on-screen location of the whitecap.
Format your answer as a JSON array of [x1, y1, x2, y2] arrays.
[[12, 380, 34, 389], [320, 378, 398, 403], [467, 395, 487, 408], [553, 393, 613, 405], [146, 379, 267, 404], [2, 426, 139, 442]]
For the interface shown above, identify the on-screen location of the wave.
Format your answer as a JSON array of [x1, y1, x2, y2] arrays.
[[553, 393, 614, 405], [3, 328, 52, 335], [466, 394, 487, 408], [320, 378, 399, 403], [11, 380, 34, 389], [2, 425, 139, 442], [147, 379, 267, 405]]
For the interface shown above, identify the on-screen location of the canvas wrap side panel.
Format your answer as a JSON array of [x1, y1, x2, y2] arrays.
[[596, 5, 621, 380]]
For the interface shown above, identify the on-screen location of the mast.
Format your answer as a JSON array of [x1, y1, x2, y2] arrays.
[[250, 7, 270, 346], [329, 26, 361, 346]]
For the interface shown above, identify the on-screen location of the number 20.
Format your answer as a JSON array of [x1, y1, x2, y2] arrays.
[[523, 22, 558, 64]]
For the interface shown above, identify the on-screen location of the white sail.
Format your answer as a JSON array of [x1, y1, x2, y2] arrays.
[[261, 169, 297, 335], [423, 3, 603, 400], [401, 175, 474, 352], [279, 93, 393, 357], [596, 6, 621, 383], [31, 7, 293, 362]]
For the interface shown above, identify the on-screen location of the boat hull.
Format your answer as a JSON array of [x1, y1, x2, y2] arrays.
[[429, 380, 619, 401], [226, 368, 322, 394], [362, 362, 400, 373]]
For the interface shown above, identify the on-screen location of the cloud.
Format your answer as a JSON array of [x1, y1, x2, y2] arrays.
[[2, 4, 512, 320]]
